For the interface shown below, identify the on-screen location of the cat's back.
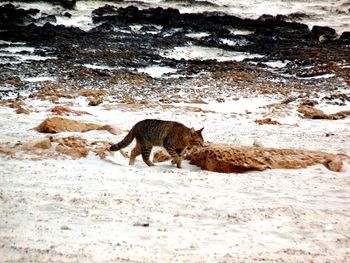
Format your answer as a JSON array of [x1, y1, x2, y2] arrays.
[[133, 119, 183, 143], [134, 119, 176, 130]]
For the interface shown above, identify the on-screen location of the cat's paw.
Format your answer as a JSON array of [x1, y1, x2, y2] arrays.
[[146, 161, 155, 167], [171, 157, 180, 165]]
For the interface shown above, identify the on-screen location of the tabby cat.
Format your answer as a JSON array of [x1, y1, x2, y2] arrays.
[[110, 119, 204, 168]]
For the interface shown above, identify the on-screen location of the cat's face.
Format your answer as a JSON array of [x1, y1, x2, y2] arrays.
[[190, 127, 204, 146]]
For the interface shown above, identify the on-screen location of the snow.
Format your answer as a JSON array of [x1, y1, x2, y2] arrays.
[[0, 53, 56, 62], [262, 60, 290, 69], [220, 38, 250, 46], [230, 29, 254, 35], [0, 46, 35, 53], [0, 40, 26, 45], [130, 24, 163, 34], [83, 64, 116, 70], [297, 73, 336, 80], [0, 45, 57, 63], [0, 92, 350, 261], [22, 76, 57, 82], [186, 32, 210, 39], [137, 65, 178, 78], [160, 45, 264, 62], [174, 97, 279, 114]]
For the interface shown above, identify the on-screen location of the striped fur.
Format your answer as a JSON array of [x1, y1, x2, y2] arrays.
[[110, 119, 204, 168]]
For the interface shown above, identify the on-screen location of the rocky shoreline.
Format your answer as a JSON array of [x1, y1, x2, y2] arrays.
[[0, 2, 349, 102]]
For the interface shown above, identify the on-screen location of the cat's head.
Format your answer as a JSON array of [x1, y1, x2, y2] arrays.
[[189, 127, 204, 146]]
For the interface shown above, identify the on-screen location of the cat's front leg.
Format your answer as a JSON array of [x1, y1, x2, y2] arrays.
[[171, 148, 184, 168], [176, 157, 182, 168], [167, 147, 182, 168], [171, 156, 181, 167], [164, 148, 180, 168]]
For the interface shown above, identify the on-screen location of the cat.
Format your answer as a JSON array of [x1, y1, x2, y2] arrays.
[[110, 119, 204, 168]]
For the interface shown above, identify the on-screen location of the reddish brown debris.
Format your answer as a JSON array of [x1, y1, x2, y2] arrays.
[[255, 118, 281, 125]]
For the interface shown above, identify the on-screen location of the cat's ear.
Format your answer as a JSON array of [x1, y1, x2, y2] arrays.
[[198, 127, 204, 133], [190, 127, 195, 136]]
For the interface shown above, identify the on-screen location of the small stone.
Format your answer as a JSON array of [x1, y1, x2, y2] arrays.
[[133, 222, 150, 227], [22, 138, 52, 150], [326, 159, 343, 172], [88, 97, 103, 106], [255, 118, 281, 125], [153, 150, 171, 163], [61, 225, 70, 230], [16, 107, 30, 114]]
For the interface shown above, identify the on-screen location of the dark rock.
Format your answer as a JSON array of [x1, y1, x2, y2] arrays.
[[311, 25, 337, 38], [257, 14, 287, 22], [0, 3, 38, 26], [340, 31, 350, 40], [322, 93, 350, 105], [91, 5, 313, 48], [254, 15, 310, 42], [92, 4, 118, 17], [140, 25, 160, 32], [90, 22, 117, 33], [300, 99, 318, 106], [51, 0, 76, 9], [0, 22, 86, 44], [164, 0, 217, 6], [281, 97, 297, 104], [63, 12, 72, 18], [37, 14, 57, 24], [287, 12, 310, 21]]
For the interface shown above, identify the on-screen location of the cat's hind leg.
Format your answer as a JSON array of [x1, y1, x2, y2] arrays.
[[129, 141, 141, 165]]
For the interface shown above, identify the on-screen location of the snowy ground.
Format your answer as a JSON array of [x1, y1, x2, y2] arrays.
[[1, 91, 350, 262]]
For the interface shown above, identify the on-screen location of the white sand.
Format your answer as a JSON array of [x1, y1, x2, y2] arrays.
[[0, 93, 350, 262]]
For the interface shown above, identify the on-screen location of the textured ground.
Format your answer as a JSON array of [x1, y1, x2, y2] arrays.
[[1, 1, 350, 262]]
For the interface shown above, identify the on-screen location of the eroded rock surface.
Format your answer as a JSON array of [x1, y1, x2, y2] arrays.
[[50, 106, 91, 116], [185, 144, 347, 173], [153, 149, 172, 163], [35, 117, 123, 135], [35, 117, 102, 133], [21, 137, 52, 151], [298, 105, 350, 120], [255, 118, 281, 125], [0, 135, 114, 161]]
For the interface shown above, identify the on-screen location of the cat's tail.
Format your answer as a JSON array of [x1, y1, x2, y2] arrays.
[[110, 128, 135, 151]]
